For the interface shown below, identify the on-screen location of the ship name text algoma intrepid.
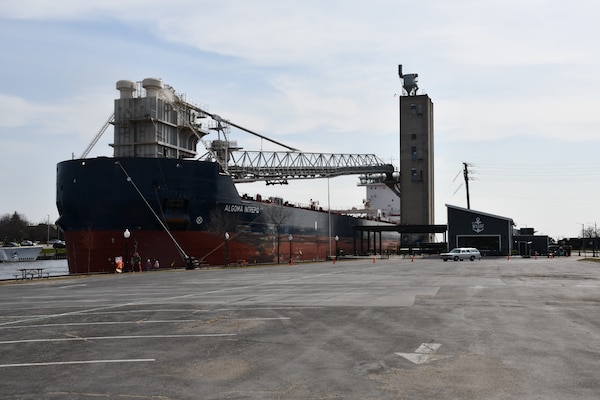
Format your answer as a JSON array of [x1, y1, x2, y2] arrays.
[[56, 78, 401, 274]]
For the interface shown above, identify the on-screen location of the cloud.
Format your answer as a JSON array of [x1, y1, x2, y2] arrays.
[[0, 87, 113, 138], [0, 94, 42, 128], [3, 0, 600, 237], [437, 92, 600, 142], [0, 0, 144, 19]]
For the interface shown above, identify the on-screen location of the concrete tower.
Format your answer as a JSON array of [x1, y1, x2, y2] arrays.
[[398, 65, 435, 231]]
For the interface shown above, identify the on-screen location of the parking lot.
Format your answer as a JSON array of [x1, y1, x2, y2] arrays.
[[1, 255, 599, 399]]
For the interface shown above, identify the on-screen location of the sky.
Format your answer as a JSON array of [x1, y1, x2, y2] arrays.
[[1, 0, 600, 239]]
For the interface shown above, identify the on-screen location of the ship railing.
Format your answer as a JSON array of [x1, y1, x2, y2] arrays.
[[239, 192, 377, 215]]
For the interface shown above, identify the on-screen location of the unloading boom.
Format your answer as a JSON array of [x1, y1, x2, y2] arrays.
[[227, 151, 394, 184], [80, 78, 396, 185]]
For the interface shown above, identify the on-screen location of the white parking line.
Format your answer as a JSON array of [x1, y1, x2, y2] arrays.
[[0, 359, 155, 368], [224, 317, 290, 320], [0, 320, 200, 330], [0, 306, 323, 319], [0, 333, 236, 345], [0, 304, 132, 327], [0, 317, 289, 330], [0, 266, 374, 328]]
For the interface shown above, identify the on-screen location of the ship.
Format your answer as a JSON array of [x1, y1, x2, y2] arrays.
[[0, 244, 43, 262], [56, 78, 401, 274]]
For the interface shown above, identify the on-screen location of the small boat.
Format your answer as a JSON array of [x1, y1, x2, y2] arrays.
[[0, 245, 43, 262]]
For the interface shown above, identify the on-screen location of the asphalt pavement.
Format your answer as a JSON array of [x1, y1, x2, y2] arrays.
[[1, 255, 599, 399]]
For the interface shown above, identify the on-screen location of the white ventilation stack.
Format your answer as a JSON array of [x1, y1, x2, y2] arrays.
[[116, 80, 136, 99], [142, 77, 163, 98]]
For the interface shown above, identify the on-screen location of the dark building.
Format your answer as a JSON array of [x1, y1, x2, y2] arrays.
[[514, 228, 550, 257], [446, 204, 514, 256]]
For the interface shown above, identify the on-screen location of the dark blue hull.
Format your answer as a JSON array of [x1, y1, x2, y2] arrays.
[[56, 157, 398, 273]]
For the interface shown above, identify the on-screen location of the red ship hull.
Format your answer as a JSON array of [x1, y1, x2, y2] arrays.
[[63, 228, 391, 274]]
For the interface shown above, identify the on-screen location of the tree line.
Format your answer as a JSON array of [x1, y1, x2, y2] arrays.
[[0, 212, 59, 245]]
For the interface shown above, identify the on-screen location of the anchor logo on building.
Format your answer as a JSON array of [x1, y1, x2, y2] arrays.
[[472, 217, 484, 233]]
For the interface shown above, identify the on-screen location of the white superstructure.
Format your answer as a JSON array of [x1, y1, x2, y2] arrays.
[[363, 181, 401, 223], [0, 246, 43, 262]]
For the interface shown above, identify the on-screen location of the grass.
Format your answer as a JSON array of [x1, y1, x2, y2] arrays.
[[581, 257, 600, 263]]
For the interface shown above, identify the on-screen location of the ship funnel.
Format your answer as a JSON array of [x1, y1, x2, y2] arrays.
[[116, 80, 136, 99], [142, 78, 163, 98]]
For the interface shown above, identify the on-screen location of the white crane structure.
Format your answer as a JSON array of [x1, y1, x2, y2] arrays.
[[81, 78, 397, 187]]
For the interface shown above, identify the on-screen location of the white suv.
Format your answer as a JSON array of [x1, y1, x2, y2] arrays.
[[440, 247, 481, 261]]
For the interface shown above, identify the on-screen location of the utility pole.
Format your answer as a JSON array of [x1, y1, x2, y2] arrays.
[[463, 162, 471, 209]]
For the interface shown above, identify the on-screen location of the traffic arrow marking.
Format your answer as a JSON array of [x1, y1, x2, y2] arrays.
[[395, 343, 450, 364]]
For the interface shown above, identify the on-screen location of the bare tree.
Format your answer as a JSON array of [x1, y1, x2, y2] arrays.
[[0, 212, 28, 243], [0, 212, 59, 244], [204, 207, 241, 236], [263, 205, 292, 263], [583, 225, 599, 256]]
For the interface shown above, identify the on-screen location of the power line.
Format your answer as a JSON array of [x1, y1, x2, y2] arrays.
[[466, 162, 600, 183]]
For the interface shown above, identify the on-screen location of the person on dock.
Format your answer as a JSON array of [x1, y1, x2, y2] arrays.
[[131, 252, 142, 272]]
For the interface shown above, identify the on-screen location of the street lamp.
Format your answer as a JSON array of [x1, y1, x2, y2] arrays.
[[124, 229, 130, 272], [315, 221, 319, 261], [288, 234, 293, 265], [580, 223, 588, 256], [577, 223, 584, 256], [335, 235, 339, 259], [224, 232, 230, 266], [587, 222, 597, 257]]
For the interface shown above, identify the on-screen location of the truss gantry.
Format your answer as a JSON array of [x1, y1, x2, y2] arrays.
[[226, 151, 394, 184]]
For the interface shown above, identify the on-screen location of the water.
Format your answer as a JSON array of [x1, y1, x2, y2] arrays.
[[0, 259, 69, 281]]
